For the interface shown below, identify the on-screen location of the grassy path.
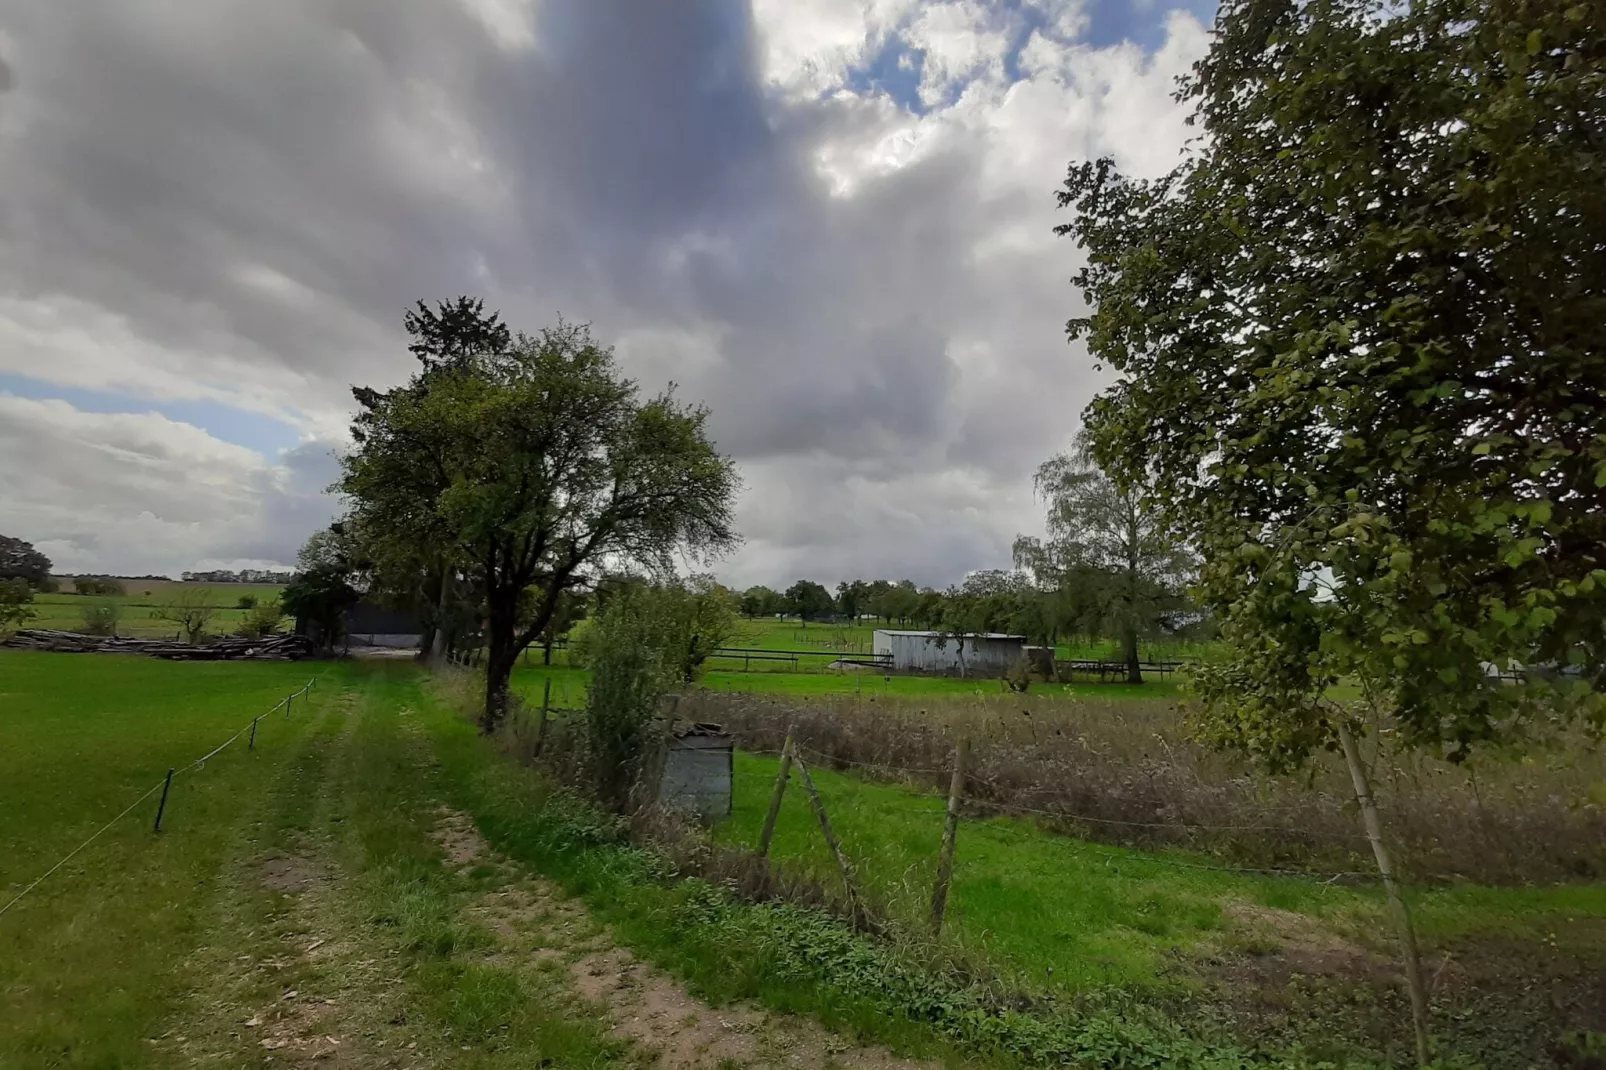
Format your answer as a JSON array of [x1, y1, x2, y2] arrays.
[[160, 665, 935, 1070]]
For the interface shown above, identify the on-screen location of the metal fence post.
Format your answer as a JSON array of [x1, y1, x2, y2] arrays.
[[153, 769, 175, 832]]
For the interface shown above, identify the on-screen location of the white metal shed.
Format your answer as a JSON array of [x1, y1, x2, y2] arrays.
[[871, 630, 1026, 675]]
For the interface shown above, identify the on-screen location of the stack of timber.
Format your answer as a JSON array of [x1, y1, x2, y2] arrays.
[[1, 629, 314, 660]]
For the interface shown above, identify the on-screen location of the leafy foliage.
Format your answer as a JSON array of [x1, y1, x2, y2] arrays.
[[73, 576, 126, 597], [80, 600, 121, 636], [739, 585, 786, 618], [583, 589, 676, 811], [342, 315, 739, 732], [280, 539, 360, 650], [0, 577, 36, 631], [0, 535, 51, 589], [1014, 434, 1195, 682], [234, 598, 285, 639], [784, 579, 835, 621], [1062, 0, 1606, 767]]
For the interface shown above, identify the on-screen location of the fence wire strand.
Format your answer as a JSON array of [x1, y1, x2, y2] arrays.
[[0, 676, 318, 920]]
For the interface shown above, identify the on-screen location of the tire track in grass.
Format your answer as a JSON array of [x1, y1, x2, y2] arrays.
[[426, 806, 939, 1070], [159, 686, 410, 1067]]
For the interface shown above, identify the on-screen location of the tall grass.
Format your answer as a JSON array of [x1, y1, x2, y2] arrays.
[[688, 691, 1606, 886]]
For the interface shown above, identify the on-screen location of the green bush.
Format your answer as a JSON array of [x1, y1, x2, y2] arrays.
[[236, 594, 258, 610], [0, 578, 35, 631], [584, 592, 675, 811], [81, 600, 122, 636], [73, 576, 126, 597], [235, 599, 285, 639]]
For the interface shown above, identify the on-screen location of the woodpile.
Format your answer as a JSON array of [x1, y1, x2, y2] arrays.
[[1, 629, 315, 661]]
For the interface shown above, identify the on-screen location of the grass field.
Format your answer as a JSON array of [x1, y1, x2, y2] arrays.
[[0, 651, 320, 1064], [26, 581, 285, 639], [9, 651, 1599, 1067], [715, 752, 1606, 1000]]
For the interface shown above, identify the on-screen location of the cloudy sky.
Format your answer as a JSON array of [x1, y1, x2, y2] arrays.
[[0, 0, 1211, 588]]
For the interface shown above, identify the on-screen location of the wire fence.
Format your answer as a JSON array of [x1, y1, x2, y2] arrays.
[[0, 676, 321, 920], [733, 737, 1378, 899]]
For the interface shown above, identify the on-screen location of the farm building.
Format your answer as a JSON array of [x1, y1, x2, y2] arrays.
[[295, 601, 424, 651], [872, 630, 1027, 675]]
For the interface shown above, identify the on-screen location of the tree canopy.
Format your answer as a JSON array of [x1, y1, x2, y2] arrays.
[[1061, 0, 1605, 767], [784, 579, 835, 621], [341, 317, 739, 731], [1014, 434, 1195, 682], [0, 535, 52, 589]]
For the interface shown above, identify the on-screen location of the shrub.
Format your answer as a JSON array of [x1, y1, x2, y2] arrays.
[[584, 592, 676, 811], [73, 575, 126, 597], [152, 588, 215, 643], [235, 599, 284, 639], [236, 594, 258, 610], [0, 578, 35, 631], [81, 600, 122, 636]]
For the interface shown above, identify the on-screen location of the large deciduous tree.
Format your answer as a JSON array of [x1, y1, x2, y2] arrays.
[[1013, 435, 1194, 683], [784, 579, 834, 622], [1060, 0, 1604, 1058], [0, 535, 52, 589], [354, 297, 512, 661], [341, 320, 739, 732]]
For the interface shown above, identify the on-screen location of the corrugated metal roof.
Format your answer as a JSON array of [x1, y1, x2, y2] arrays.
[[872, 630, 1026, 640]]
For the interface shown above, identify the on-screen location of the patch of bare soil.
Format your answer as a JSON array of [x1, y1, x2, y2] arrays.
[[429, 808, 937, 1070], [260, 852, 331, 893], [1216, 900, 1378, 981]]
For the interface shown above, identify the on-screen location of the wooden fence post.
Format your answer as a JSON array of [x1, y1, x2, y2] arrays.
[[1337, 720, 1431, 1067], [533, 677, 552, 758], [930, 737, 970, 934], [249, 716, 259, 751], [757, 725, 796, 858], [795, 756, 861, 918], [285, 692, 293, 719]]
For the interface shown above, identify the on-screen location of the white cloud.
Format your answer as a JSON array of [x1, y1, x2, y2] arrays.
[[0, 0, 1211, 589], [0, 395, 339, 575]]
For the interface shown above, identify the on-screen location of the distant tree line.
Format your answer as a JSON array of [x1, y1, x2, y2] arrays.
[[735, 458, 1201, 684], [180, 569, 295, 584]]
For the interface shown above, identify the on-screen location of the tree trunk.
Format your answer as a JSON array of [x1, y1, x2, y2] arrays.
[[428, 568, 451, 663], [1122, 625, 1142, 684], [481, 639, 516, 734], [1337, 720, 1431, 1066], [542, 634, 554, 665]]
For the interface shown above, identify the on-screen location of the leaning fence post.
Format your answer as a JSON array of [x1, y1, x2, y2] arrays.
[[249, 716, 259, 751], [795, 756, 861, 919], [153, 769, 175, 832], [533, 678, 552, 758], [285, 692, 293, 719], [757, 725, 797, 858], [930, 737, 970, 934]]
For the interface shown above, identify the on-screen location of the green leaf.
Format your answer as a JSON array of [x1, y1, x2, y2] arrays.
[[1526, 28, 1542, 54]]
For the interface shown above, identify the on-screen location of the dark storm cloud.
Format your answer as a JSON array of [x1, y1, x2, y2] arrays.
[[0, 0, 1206, 582]]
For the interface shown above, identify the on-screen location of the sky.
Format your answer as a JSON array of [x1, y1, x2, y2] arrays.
[[0, 0, 1213, 589]]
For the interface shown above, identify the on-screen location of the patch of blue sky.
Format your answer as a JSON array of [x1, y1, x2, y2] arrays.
[[843, 0, 1219, 116], [0, 372, 303, 458]]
